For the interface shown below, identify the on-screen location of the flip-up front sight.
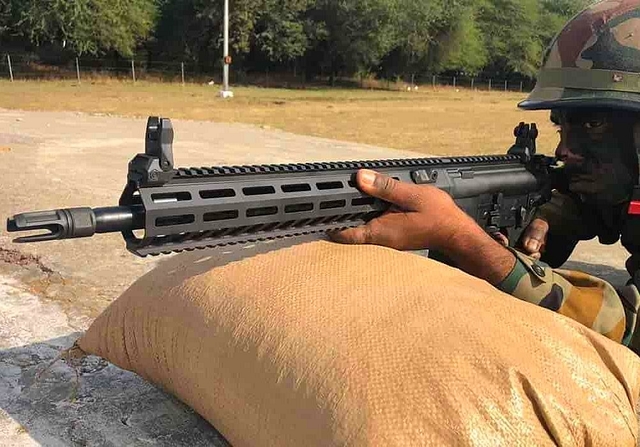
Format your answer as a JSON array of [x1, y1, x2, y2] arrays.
[[507, 122, 538, 162], [126, 116, 176, 189], [145, 116, 174, 172]]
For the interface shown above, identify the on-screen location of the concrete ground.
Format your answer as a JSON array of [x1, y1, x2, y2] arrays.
[[0, 109, 635, 446]]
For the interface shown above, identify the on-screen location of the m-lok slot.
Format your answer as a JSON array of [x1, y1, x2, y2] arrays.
[[282, 184, 311, 193], [285, 203, 314, 213], [203, 210, 239, 221], [156, 214, 195, 227], [352, 197, 375, 207], [320, 200, 346, 210], [152, 192, 192, 203], [316, 181, 344, 190], [247, 206, 278, 217], [243, 186, 276, 196], [200, 189, 236, 199]]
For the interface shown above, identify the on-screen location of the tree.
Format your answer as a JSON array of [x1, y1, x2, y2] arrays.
[[11, 0, 157, 57], [153, 0, 271, 71], [307, 0, 400, 84], [0, 1, 12, 40], [253, 0, 312, 64], [475, 0, 542, 77], [436, 4, 488, 75], [538, 0, 591, 44], [399, 0, 487, 75], [387, 0, 445, 78], [4, 0, 595, 82], [476, 0, 590, 78]]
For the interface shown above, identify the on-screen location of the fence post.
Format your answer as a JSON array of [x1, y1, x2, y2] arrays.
[[7, 55, 13, 82], [432, 75, 436, 89], [489, 79, 492, 91], [131, 59, 136, 83], [181, 62, 185, 86], [520, 81, 523, 92], [504, 80, 508, 91], [471, 78, 474, 90], [75, 57, 81, 83], [453, 76, 456, 88]]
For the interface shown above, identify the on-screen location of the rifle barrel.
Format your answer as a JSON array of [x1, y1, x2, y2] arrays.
[[7, 206, 144, 243]]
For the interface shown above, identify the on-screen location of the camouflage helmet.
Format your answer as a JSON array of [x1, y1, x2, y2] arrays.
[[519, 0, 640, 112]]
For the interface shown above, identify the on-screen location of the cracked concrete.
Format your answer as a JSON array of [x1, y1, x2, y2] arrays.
[[0, 109, 637, 446]]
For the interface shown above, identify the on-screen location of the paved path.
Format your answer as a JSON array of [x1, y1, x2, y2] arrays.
[[0, 109, 634, 446]]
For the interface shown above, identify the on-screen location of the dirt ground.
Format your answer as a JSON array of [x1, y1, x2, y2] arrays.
[[0, 109, 635, 446]]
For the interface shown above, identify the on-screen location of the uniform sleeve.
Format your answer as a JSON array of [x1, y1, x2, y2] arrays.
[[496, 248, 640, 347]]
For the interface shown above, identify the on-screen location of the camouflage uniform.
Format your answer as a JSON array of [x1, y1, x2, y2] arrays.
[[498, 0, 640, 350]]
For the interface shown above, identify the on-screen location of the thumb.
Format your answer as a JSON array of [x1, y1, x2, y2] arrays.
[[523, 219, 548, 253], [356, 169, 421, 210]]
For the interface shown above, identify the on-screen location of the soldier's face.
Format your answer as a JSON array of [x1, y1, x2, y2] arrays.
[[551, 108, 638, 206]]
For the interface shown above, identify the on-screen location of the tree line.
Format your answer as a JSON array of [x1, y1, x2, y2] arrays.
[[1, 0, 591, 83]]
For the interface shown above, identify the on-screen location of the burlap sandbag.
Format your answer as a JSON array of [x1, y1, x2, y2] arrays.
[[76, 241, 640, 446]]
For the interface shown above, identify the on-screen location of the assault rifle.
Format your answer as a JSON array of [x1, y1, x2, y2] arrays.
[[6, 117, 562, 257]]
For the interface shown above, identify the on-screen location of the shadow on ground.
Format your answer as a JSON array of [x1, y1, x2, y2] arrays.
[[0, 334, 230, 447]]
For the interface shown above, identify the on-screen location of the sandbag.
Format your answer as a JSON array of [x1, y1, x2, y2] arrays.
[[76, 241, 640, 446]]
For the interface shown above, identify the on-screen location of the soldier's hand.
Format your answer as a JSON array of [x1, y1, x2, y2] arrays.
[[519, 218, 549, 260], [328, 169, 473, 251], [330, 169, 517, 286]]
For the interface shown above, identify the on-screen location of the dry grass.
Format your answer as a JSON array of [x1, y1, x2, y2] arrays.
[[0, 79, 559, 156]]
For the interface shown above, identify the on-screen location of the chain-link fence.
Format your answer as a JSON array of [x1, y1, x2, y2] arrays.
[[0, 53, 535, 93], [364, 74, 535, 93], [0, 54, 212, 83], [425, 74, 533, 92]]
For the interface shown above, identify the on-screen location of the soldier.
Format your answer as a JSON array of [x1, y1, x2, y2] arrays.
[[331, 0, 640, 353]]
